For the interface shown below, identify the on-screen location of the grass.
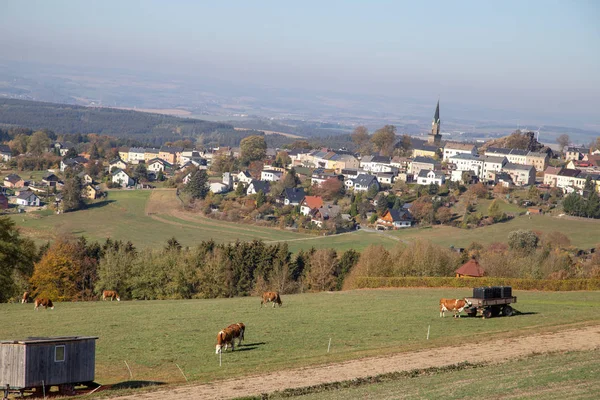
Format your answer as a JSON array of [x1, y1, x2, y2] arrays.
[[11, 188, 600, 252], [0, 289, 599, 387], [272, 350, 600, 399]]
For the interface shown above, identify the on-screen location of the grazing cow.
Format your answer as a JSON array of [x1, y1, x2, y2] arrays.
[[21, 291, 30, 304], [34, 298, 54, 311], [261, 291, 282, 308], [216, 327, 236, 354], [439, 298, 472, 318], [102, 290, 120, 301], [226, 322, 246, 346]]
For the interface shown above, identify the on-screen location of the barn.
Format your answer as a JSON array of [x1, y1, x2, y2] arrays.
[[455, 258, 485, 278], [0, 336, 98, 397]]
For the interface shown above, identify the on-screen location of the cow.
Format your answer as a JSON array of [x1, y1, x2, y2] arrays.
[[21, 291, 30, 304], [226, 322, 246, 346], [261, 291, 282, 308], [216, 327, 236, 354], [34, 298, 54, 311], [439, 298, 472, 318], [102, 290, 120, 301]]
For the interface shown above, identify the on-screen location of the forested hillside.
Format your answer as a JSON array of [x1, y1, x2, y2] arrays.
[[0, 99, 243, 145]]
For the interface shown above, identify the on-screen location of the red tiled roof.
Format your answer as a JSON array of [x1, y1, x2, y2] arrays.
[[456, 259, 485, 277], [302, 196, 324, 210]]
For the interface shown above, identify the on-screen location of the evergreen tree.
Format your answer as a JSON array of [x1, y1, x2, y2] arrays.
[[586, 190, 600, 218], [89, 143, 100, 160], [235, 182, 245, 196], [184, 169, 209, 199], [256, 190, 266, 207], [62, 176, 84, 212]]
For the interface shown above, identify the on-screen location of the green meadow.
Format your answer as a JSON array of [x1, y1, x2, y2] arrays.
[[1, 289, 599, 387]]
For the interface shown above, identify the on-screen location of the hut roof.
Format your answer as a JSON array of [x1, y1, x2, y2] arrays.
[[456, 259, 485, 277]]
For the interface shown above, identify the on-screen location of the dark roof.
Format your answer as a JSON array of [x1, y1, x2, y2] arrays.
[[63, 156, 88, 165], [159, 146, 184, 153], [370, 155, 391, 164], [433, 100, 440, 123], [486, 147, 511, 155], [504, 162, 534, 171], [385, 208, 411, 221], [509, 149, 528, 156], [559, 168, 581, 177], [111, 168, 129, 177], [249, 180, 270, 193], [418, 169, 445, 179], [4, 173, 22, 183], [109, 157, 125, 164], [412, 143, 438, 152], [43, 172, 59, 180], [16, 190, 37, 200], [354, 174, 378, 187], [413, 156, 438, 164], [0, 144, 11, 154], [284, 187, 305, 203]]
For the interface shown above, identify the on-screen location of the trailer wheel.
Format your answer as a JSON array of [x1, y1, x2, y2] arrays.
[[482, 308, 493, 319], [502, 305, 514, 317]]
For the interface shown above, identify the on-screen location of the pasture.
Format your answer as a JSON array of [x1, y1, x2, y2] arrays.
[[0, 289, 599, 387], [274, 350, 600, 399], [11, 188, 600, 252]]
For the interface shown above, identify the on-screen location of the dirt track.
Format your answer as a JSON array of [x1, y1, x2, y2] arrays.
[[108, 325, 600, 400]]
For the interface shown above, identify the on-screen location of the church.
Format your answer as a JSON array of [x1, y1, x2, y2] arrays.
[[428, 100, 442, 146]]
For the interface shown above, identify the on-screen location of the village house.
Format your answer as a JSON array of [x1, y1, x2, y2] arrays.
[[311, 204, 341, 227], [77, 172, 94, 184], [484, 148, 531, 165], [443, 142, 477, 162], [451, 169, 477, 184], [417, 169, 446, 185], [543, 166, 562, 187], [481, 155, 508, 181], [525, 151, 549, 172], [128, 147, 146, 164], [449, 154, 484, 177], [502, 163, 535, 186], [565, 146, 589, 162], [287, 148, 313, 167], [353, 174, 379, 192], [308, 149, 336, 169], [118, 147, 130, 162], [328, 153, 360, 174], [179, 150, 205, 166], [0, 192, 8, 209], [246, 180, 270, 195], [16, 190, 40, 207], [210, 182, 229, 194], [360, 155, 393, 173], [112, 169, 135, 188], [376, 209, 413, 229], [54, 141, 76, 156], [376, 172, 395, 185], [82, 184, 99, 200], [311, 169, 342, 186], [300, 195, 324, 216], [60, 156, 88, 172], [341, 168, 361, 180], [147, 158, 173, 173], [3, 174, 25, 188], [410, 156, 440, 178], [283, 187, 305, 206], [40, 172, 60, 187], [144, 148, 160, 163], [0, 144, 12, 162], [235, 170, 253, 188], [261, 169, 283, 182], [109, 157, 127, 172], [390, 156, 411, 172]]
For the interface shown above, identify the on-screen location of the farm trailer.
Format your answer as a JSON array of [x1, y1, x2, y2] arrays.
[[0, 336, 99, 399], [464, 296, 517, 319]]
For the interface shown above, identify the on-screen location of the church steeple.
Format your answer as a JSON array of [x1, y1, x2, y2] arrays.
[[428, 99, 441, 146]]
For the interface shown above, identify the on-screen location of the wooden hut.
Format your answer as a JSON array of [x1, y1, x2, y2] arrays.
[[455, 258, 485, 278], [1, 336, 98, 397]]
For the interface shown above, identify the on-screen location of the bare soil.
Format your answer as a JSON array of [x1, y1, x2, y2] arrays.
[[106, 324, 600, 400]]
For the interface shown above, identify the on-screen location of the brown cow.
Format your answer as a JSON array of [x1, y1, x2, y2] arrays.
[[21, 291, 30, 304], [102, 290, 120, 301], [261, 292, 282, 308], [34, 298, 54, 311], [226, 322, 246, 346], [216, 327, 236, 354], [439, 298, 472, 318]]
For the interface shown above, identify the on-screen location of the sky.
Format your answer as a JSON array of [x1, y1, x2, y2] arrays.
[[0, 0, 599, 120]]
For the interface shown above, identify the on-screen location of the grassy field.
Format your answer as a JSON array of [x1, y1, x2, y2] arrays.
[[0, 289, 599, 387], [11, 188, 600, 251], [275, 350, 600, 399]]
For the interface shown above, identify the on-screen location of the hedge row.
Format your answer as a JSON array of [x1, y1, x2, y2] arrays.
[[351, 277, 600, 291]]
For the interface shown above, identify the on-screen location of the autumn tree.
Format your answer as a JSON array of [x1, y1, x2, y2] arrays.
[[556, 134, 570, 153], [282, 168, 300, 188], [273, 151, 291, 168], [316, 178, 344, 201], [240, 135, 267, 165], [488, 199, 503, 221], [62, 176, 84, 212], [396, 134, 412, 156], [508, 230, 539, 254], [30, 239, 82, 301], [371, 125, 397, 156], [468, 182, 488, 199], [351, 126, 371, 155], [305, 249, 338, 291], [436, 206, 453, 225], [28, 131, 51, 156]]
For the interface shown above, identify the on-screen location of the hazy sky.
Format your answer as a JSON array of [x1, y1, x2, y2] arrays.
[[1, 1, 599, 119]]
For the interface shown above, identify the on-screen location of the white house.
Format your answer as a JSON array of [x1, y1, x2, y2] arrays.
[[502, 163, 535, 186], [246, 180, 270, 195], [376, 172, 395, 185], [147, 158, 173, 173], [16, 191, 40, 206], [109, 158, 127, 172], [443, 142, 477, 162], [416, 169, 446, 185], [210, 182, 229, 194], [449, 154, 483, 177], [0, 144, 12, 162], [481, 155, 507, 181], [360, 155, 393, 173], [112, 169, 135, 188], [353, 174, 379, 192], [128, 147, 146, 164], [261, 169, 283, 182], [237, 171, 253, 185]]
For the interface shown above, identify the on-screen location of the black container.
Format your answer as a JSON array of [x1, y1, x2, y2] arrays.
[[499, 286, 512, 298], [473, 287, 484, 298], [492, 286, 502, 298]]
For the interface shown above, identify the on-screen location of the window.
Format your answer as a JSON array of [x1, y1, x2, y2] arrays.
[[54, 345, 65, 362]]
